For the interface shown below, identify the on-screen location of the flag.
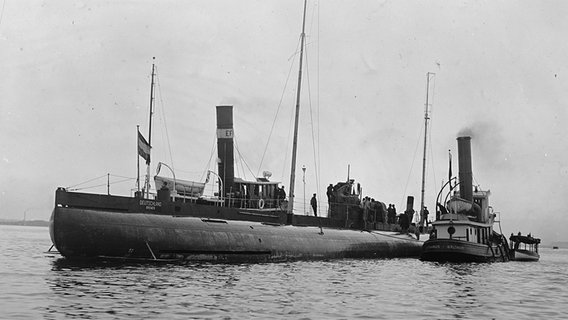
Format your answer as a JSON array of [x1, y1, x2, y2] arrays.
[[138, 131, 151, 164]]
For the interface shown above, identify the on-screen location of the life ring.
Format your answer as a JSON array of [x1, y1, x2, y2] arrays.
[[258, 199, 265, 209]]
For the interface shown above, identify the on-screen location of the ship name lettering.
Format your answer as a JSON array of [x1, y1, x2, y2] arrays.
[[139, 200, 162, 208]]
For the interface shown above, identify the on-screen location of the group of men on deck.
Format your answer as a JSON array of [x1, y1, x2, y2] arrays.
[[285, 182, 431, 231]]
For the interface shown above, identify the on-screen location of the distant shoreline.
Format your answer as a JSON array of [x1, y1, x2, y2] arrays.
[[0, 220, 49, 227]]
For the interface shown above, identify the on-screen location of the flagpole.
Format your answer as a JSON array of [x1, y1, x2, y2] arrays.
[[137, 125, 141, 193]]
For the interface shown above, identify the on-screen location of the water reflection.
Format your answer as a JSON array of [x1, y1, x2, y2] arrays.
[[45, 258, 259, 319], [38, 253, 568, 319], [440, 263, 485, 318]]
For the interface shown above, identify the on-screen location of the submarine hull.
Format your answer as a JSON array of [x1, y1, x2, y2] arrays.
[[50, 207, 422, 262]]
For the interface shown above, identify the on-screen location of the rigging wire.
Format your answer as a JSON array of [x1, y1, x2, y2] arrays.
[[67, 174, 109, 189], [303, 37, 321, 200], [282, 97, 296, 182], [427, 81, 438, 207], [400, 125, 423, 210], [233, 136, 245, 179], [400, 73, 440, 216], [154, 67, 175, 173], [308, 1, 321, 200], [110, 174, 136, 180], [200, 135, 217, 182], [256, 37, 301, 178], [316, 1, 321, 205], [237, 139, 247, 179], [197, 134, 219, 194], [233, 140, 242, 179], [67, 175, 136, 191], [234, 136, 256, 180], [279, 36, 304, 183]]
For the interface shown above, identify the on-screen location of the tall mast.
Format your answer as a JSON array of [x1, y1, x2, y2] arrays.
[[420, 72, 434, 227], [288, 0, 308, 214], [144, 57, 156, 197]]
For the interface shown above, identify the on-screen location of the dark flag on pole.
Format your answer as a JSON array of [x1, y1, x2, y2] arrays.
[[138, 131, 151, 164]]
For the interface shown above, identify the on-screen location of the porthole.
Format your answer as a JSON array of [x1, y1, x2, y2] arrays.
[[448, 226, 456, 235]]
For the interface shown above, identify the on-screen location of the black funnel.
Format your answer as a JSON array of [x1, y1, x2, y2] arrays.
[[216, 105, 234, 197], [457, 136, 473, 201]]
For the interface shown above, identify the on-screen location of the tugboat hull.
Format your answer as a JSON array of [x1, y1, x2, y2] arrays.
[[421, 239, 508, 263], [50, 207, 422, 262]]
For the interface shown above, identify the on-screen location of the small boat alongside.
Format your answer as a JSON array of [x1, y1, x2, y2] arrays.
[[421, 136, 510, 263], [509, 233, 540, 261]]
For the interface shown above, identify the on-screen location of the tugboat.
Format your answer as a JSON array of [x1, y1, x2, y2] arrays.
[[49, 1, 422, 263], [509, 233, 540, 261], [421, 136, 510, 263]]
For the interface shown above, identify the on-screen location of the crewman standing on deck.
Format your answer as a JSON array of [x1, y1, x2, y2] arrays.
[[387, 204, 396, 224], [423, 206, 430, 226], [276, 186, 286, 208], [326, 184, 334, 205], [311, 193, 318, 217], [399, 211, 410, 232]]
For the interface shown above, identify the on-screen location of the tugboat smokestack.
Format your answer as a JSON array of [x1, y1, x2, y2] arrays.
[[457, 136, 473, 201], [216, 105, 234, 197]]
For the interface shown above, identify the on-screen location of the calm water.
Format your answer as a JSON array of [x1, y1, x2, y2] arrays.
[[1, 225, 567, 319]]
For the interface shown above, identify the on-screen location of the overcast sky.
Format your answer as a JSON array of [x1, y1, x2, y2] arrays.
[[1, 1, 567, 242]]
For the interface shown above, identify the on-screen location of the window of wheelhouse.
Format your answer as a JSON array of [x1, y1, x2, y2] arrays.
[[473, 197, 484, 209], [265, 184, 275, 200]]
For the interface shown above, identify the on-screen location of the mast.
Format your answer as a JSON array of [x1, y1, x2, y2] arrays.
[[144, 57, 156, 197], [420, 72, 434, 227], [288, 0, 308, 215], [137, 125, 140, 193]]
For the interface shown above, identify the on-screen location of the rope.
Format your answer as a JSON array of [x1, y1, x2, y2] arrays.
[[200, 135, 217, 182], [154, 68, 175, 173], [256, 36, 301, 177], [304, 36, 321, 204], [427, 103, 438, 204], [234, 136, 256, 180], [67, 174, 108, 189], [66, 174, 135, 191], [400, 126, 423, 209]]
